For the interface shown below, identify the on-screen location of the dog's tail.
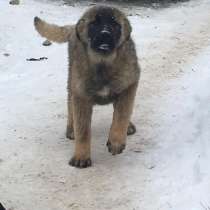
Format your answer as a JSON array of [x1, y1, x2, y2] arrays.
[[34, 17, 75, 43]]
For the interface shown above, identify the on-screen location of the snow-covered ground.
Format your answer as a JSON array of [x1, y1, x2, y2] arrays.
[[0, 0, 210, 209]]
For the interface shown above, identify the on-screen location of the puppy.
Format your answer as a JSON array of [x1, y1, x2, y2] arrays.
[[34, 6, 140, 168]]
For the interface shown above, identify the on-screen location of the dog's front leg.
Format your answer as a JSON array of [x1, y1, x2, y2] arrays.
[[107, 83, 138, 155], [69, 96, 92, 168]]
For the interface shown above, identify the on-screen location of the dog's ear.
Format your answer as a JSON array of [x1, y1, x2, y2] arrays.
[[34, 17, 74, 43], [75, 18, 86, 42], [123, 17, 132, 41]]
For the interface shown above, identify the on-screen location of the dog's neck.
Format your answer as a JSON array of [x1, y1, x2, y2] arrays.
[[87, 48, 117, 66]]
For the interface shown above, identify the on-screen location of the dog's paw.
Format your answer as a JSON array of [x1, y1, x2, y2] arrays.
[[66, 126, 75, 140], [69, 156, 92, 168], [106, 140, 126, 155], [127, 122, 136, 136]]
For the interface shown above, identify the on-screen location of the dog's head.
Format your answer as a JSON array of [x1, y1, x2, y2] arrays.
[[76, 6, 132, 55]]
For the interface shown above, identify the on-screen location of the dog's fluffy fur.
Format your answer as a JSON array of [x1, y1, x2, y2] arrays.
[[34, 6, 140, 168]]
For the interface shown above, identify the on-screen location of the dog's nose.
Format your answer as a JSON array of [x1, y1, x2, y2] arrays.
[[101, 29, 111, 35], [101, 25, 112, 35], [99, 30, 112, 42]]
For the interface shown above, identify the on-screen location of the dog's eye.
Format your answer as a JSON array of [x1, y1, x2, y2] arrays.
[[111, 16, 115, 21], [112, 20, 120, 28]]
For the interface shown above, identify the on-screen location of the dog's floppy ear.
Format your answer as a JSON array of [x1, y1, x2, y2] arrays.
[[34, 17, 74, 43], [118, 16, 132, 46], [123, 17, 132, 41], [75, 18, 86, 41]]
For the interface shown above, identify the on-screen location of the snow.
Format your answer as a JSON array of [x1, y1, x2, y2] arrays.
[[0, 0, 210, 209]]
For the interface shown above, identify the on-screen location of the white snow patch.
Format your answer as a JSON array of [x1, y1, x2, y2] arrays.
[[0, 0, 210, 210]]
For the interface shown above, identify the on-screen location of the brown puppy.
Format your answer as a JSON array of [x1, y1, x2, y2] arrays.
[[34, 6, 140, 168]]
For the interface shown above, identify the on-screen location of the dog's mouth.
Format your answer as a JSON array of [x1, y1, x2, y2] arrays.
[[96, 43, 113, 54], [98, 43, 110, 51], [92, 31, 115, 54]]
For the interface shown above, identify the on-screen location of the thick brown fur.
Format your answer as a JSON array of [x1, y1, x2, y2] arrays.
[[34, 6, 140, 168]]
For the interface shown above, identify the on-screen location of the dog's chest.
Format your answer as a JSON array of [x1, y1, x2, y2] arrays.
[[86, 63, 118, 104]]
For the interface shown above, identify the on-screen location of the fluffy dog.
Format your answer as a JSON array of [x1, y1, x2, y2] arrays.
[[34, 6, 140, 168]]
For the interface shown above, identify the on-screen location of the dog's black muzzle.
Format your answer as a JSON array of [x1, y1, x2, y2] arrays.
[[92, 26, 115, 54]]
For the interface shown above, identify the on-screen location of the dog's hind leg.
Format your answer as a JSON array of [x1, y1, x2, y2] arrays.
[[66, 94, 74, 140], [127, 121, 136, 135]]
